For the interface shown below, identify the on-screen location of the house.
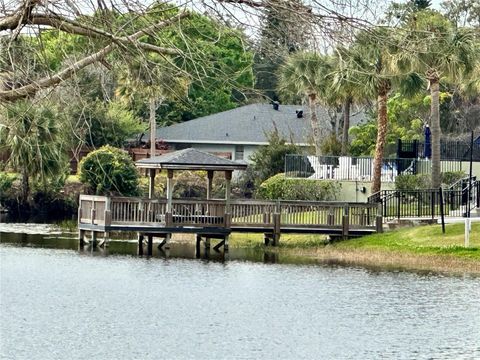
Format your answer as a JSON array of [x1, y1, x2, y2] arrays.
[[152, 103, 366, 162]]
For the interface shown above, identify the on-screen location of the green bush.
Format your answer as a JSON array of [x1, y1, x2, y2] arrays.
[[441, 171, 466, 186], [395, 174, 431, 191], [396, 171, 467, 191], [258, 174, 340, 201], [78, 146, 140, 196]]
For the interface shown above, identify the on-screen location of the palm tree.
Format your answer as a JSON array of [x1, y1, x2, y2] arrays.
[[0, 100, 66, 204], [399, 10, 477, 188], [332, 46, 365, 155], [277, 52, 334, 156], [337, 30, 397, 194], [116, 56, 190, 157]]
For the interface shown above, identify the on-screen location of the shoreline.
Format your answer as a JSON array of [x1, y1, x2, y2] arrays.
[[267, 246, 480, 275], [229, 222, 480, 275]]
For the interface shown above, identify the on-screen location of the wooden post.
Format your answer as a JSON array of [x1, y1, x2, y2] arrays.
[[78, 200, 82, 226], [104, 196, 111, 227], [342, 205, 349, 240], [164, 233, 171, 250], [79, 229, 85, 247], [272, 213, 281, 246], [165, 212, 173, 227], [327, 208, 334, 226], [207, 170, 214, 200], [165, 170, 174, 227], [224, 235, 229, 252], [147, 235, 153, 255], [465, 218, 471, 248], [224, 213, 231, 229], [225, 171, 232, 214], [166, 169, 174, 213], [207, 170, 214, 215], [205, 237, 211, 250], [359, 209, 366, 226], [138, 234, 144, 256], [91, 231, 97, 248], [148, 168, 156, 199], [90, 202, 96, 225], [195, 234, 201, 258]]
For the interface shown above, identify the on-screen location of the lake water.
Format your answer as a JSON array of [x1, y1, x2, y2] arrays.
[[1, 224, 479, 359]]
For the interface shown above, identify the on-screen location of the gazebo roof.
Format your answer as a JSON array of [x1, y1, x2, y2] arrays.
[[135, 148, 248, 171]]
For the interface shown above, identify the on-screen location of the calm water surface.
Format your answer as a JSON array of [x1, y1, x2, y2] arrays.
[[1, 224, 479, 359]]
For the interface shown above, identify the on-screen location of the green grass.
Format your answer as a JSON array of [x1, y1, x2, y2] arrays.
[[230, 232, 329, 249], [231, 222, 480, 260], [333, 222, 480, 260]]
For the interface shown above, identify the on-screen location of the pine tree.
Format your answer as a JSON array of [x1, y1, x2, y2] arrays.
[[254, 0, 311, 101]]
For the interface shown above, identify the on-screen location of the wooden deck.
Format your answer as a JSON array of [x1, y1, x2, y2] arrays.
[[78, 195, 383, 249]]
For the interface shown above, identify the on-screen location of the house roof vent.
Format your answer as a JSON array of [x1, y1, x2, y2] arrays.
[[272, 101, 280, 111], [296, 109, 303, 118]]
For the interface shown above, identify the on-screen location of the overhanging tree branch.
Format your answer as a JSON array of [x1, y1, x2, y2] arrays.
[[0, 11, 190, 102]]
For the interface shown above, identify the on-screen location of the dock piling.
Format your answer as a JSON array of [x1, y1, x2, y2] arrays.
[[195, 234, 201, 258], [138, 234, 144, 256], [147, 235, 153, 256], [79, 229, 85, 247], [91, 231, 97, 248]]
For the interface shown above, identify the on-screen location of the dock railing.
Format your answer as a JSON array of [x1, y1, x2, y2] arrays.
[[79, 195, 383, 234]]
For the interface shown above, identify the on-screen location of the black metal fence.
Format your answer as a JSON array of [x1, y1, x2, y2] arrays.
[[397, 139, 480, 161], [285, 154, 462, 181], [368, 180, 480, 221]]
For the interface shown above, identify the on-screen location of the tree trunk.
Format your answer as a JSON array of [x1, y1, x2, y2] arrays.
[[371, 87, 389, 194], [149, 97, 156, 158], [430, 79, 441, 189], [341, 96, 352, 155], [308, 93, 322, 156]]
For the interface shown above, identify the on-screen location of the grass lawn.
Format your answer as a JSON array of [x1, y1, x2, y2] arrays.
[[230, 222, 480, 274], [333, 222, 480, 260]]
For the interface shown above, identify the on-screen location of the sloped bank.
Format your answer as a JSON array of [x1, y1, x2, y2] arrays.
[[230, 223, 480, 275]]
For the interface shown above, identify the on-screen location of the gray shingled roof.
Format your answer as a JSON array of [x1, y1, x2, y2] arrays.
[[136, 148, 248, 171], [155, 103, 365, 145]]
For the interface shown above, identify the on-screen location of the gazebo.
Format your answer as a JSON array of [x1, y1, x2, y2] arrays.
[[77, 149, 382, 255], [135, 148, 247, 253]]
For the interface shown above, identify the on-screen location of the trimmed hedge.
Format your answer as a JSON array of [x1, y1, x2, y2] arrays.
[[258, 174, 340, 201]]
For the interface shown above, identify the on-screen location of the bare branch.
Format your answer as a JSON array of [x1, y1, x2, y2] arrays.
[[0, 11, 191, 101], [1, 10, 189, 56], [216, 0, 263, 8]]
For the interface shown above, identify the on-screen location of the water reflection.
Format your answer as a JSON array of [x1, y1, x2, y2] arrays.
[[2, 236, 480, 360], [1, 223, 478, 277], [0, 224, 288, 266]]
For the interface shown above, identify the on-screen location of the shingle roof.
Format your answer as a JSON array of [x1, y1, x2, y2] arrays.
[[155, 103, 365, 145], [136, 148, 248, 171]]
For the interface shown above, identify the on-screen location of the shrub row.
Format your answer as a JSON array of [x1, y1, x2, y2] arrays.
[[257, 174, 341, 201]]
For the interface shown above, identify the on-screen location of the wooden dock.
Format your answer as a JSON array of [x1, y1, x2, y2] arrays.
[[78, 195, 383, 253]]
